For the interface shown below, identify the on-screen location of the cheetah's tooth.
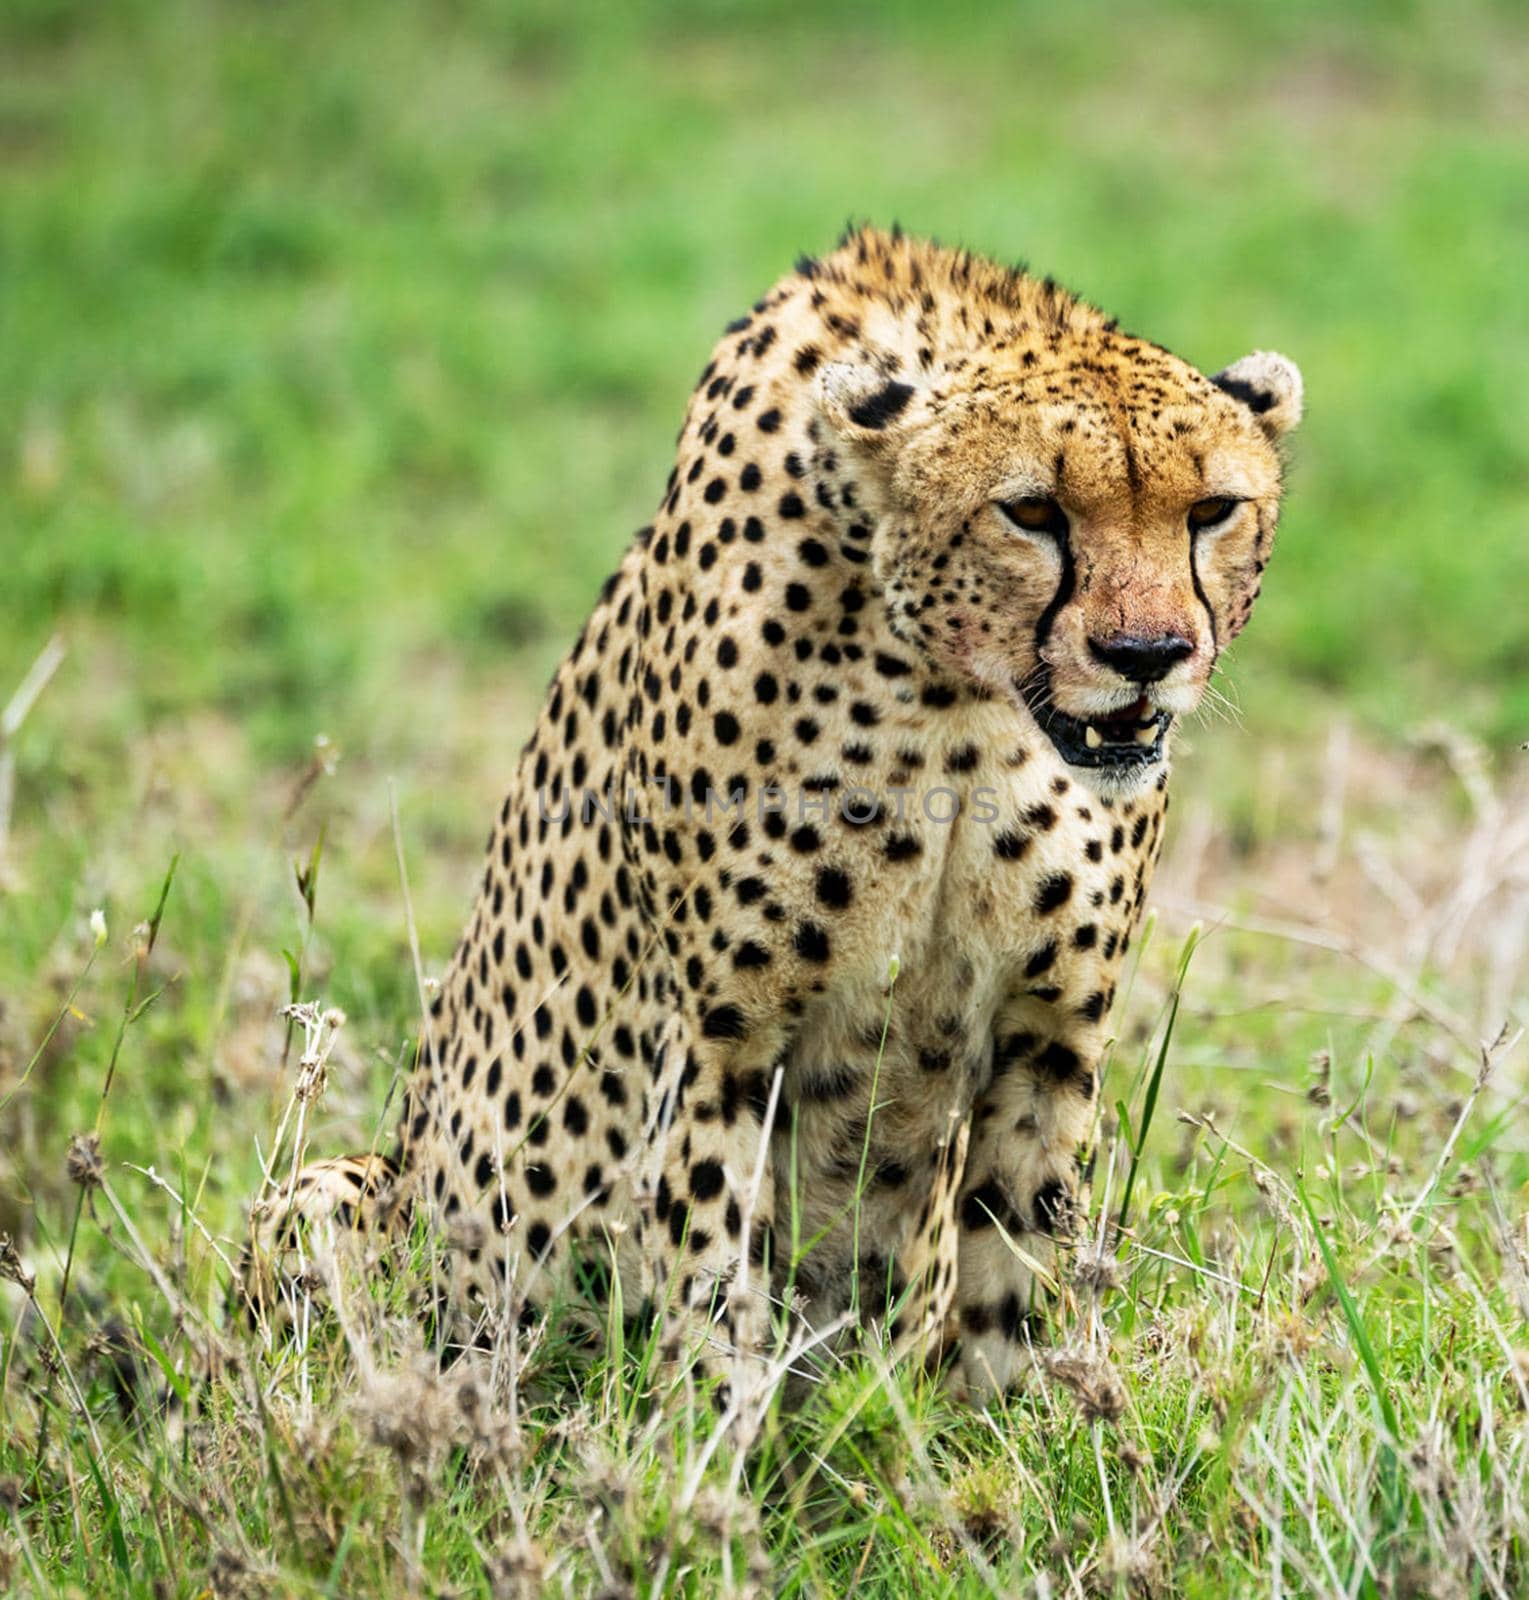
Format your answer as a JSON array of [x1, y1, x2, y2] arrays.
[[1136, 723, 1158, 746], [1084, 725, 1102, 750]]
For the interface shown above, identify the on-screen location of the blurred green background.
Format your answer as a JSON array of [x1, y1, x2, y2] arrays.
[[5, 0, 1527, 758], [3, 9, 1526, 1586]]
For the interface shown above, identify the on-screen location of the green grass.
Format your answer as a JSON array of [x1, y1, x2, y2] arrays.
[[2, 1, 1528, 1594], [5, 873, 1527, 1596]]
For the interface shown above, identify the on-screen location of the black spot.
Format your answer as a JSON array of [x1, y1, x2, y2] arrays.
[[1212, 373, 1275, 414], [994, 1031, 1037, 1071], [994, 830, 1030, 861], [999, 1291, 1028, 1340], [1035, 873, 1073, 914], [798, 538, 830, 567], [961, 1180, 1006, 1231], [962, 1302, 993, 1336], [794, 922, 831, 962], [1024, 941, 1058, 978], [779, 492, 806, 520], [845, 380, 915, 430], [815, 867, 852, 909], [1033, 1179, 1071, 1233], [525, 1163, 556, 1197], [1035, 1041, 1080, 1079], [703, 1004, 747, 1041], [800, 1061, 859, 1101], [690, 1159, 725, 1201]]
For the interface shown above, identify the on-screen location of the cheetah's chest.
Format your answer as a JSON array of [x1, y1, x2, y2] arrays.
[[768, 731, 1147, 1315]]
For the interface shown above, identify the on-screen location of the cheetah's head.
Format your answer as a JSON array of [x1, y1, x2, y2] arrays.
[[818, 339, 1302, 795]]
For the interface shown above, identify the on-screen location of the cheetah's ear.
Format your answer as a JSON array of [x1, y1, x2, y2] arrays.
[[816, 360, 924, 444], [1210, 350, 1303, 441]]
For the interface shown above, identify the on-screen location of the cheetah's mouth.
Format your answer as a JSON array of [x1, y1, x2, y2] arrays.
[[1034, 694, 1172, 770]]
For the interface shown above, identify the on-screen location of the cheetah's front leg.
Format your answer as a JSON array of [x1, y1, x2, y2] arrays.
[[950, 1021, 1099, 1401], [638, 1009, 784, 1399]]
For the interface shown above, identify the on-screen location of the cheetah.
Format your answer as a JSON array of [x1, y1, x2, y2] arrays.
[[248, 227, 1301, 1400]]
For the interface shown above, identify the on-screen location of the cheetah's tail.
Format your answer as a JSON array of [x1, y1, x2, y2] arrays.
[[235, 1151, 407, 1331]]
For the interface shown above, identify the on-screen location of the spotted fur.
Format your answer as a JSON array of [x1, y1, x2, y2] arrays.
[[247, 229, 1300, 1399]]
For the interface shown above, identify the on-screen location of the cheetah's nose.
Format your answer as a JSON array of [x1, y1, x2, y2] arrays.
[[1086, 633, 1194, 684]]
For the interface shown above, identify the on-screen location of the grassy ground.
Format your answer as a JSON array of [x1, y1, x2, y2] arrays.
[[2, 1, 1527, 1594]]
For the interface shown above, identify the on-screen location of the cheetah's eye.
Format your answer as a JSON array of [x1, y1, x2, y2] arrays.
[[997, 497, 1068, 537], [1187, 497, 1240, 532]]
